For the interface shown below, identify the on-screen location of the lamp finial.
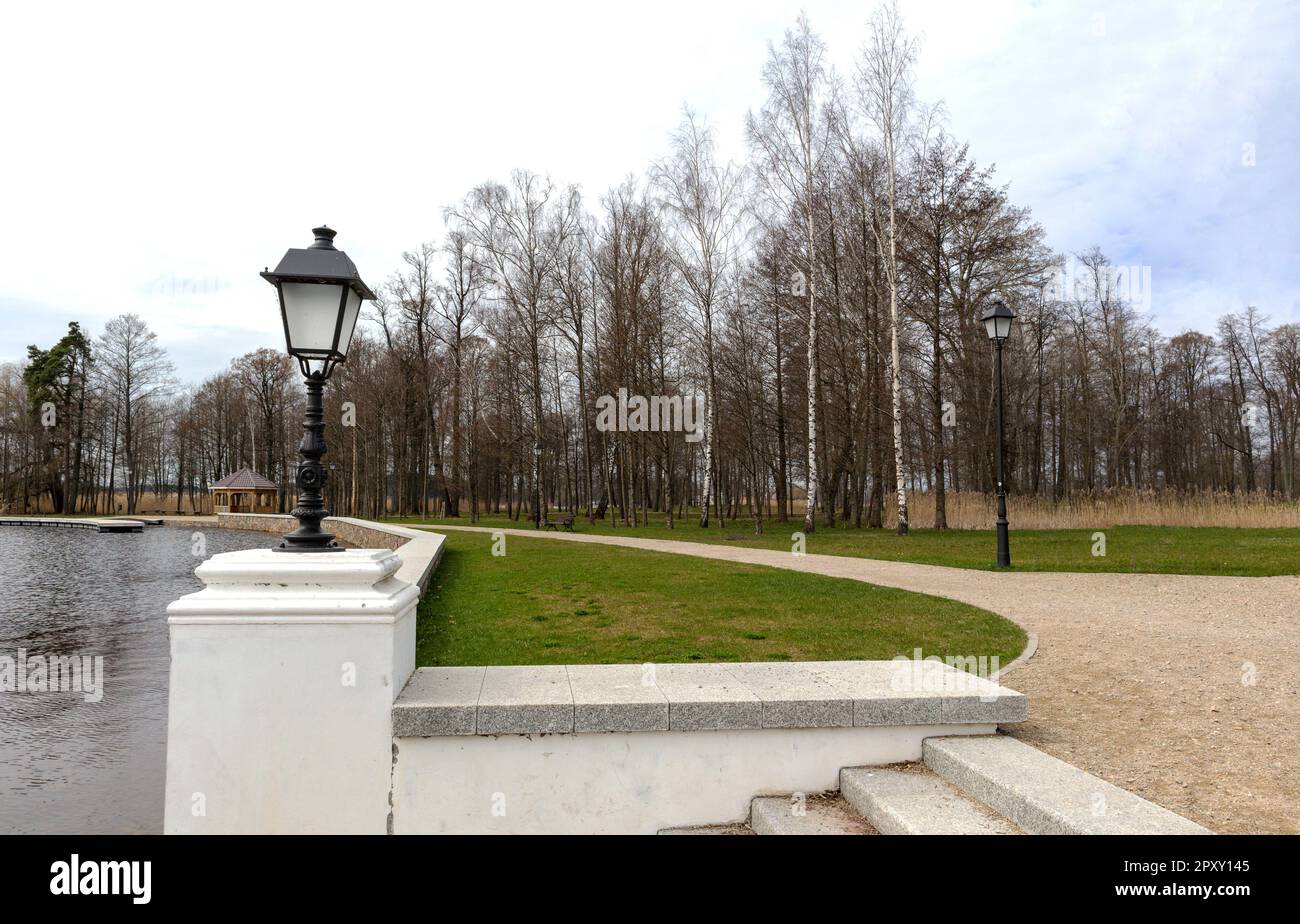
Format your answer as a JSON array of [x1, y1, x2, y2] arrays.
[[309, 226, 337, 250]]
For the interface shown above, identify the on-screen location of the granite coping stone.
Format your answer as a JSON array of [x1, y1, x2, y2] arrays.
[[391, 667, 484, 736], [568, 664, 669, 733], [654, 663, 763, 731], [392, 660, 1028, 737], [725, 662, 853, 728], [476, 665, 573, 734]]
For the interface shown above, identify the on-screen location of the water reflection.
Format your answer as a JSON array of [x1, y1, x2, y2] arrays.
[[0, 526, 274, 834]]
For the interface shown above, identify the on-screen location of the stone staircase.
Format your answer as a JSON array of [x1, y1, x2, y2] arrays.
[[661, 734, 1211, 835]]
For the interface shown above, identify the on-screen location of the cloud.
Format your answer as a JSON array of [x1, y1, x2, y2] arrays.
[[1, 0, 1296, 379], [916, 0, 1300, 328]]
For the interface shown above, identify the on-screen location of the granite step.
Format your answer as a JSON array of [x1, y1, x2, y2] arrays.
[[749, 794, 877, 835], [923, 735, 1212, 835], [840, 766, 1021, 834]]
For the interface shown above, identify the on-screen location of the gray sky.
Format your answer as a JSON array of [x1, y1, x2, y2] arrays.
[[2, 0, 1296, 380]]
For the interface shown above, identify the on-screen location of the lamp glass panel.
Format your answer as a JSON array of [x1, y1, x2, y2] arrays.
[[336, 288, 362, 358], [282, 282, 346, 355], [996, 316, 1013, 339], [984, 317, 998, 340]]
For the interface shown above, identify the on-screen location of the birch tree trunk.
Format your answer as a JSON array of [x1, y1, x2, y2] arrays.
[[746, 14, 827, 534], [699, 393, 714, 527], [804, 202, 820, 534], [888, 183, 908, 534], [859, 0, 916, 535]]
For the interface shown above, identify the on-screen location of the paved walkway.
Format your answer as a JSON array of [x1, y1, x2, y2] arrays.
[[418, 523, 1300, 834]]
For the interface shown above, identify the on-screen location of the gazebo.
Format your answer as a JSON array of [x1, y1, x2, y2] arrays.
[[210, 469, 278, 514]]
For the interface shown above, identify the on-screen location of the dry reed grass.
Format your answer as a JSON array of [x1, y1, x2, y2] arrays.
[[2, 491, 209, 516], [9, 488, 1299, 529], [872, 489, 1300, 530]]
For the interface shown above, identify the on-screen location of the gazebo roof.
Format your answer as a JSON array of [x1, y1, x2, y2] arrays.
[[211, 468, 277, 490]]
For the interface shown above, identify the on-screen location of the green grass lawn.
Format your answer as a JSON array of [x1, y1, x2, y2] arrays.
[[394, 514, 1300, 576], [417, 531, 1026, 667]]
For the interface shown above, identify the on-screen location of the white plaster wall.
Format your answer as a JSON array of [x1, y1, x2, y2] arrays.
[[166, 617, 410, 834], [391, 723, 995, 834], [164, 548, 420, 835]]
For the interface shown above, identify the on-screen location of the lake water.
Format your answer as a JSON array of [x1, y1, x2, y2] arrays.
[[0, 525, 275, 834]]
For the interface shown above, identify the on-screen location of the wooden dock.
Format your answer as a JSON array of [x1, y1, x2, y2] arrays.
[[0, 516, 147, 533]]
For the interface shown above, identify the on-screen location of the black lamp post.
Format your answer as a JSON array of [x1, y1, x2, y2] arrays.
[[981, 298, 1016, 568], [262, 226, 375, 552]]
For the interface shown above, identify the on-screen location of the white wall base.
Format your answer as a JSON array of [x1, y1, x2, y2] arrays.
[[391, 723, 996, 834]]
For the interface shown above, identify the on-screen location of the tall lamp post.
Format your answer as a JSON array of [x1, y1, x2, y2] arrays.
[[262, 226, 375, 552], [981, 298, 1016, 568]]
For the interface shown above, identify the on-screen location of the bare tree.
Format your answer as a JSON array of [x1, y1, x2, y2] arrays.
[[550, 206, 597, 520], [95, 314, 174, 514], [231, 347, 295, 507], [452, 170, 579, 527], [435, 226, 486, 516], [653, 107, 745, 527]]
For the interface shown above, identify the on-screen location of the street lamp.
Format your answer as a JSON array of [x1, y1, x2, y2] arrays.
[[981, 298, 1016, 568], [262, 226, 375, 552]]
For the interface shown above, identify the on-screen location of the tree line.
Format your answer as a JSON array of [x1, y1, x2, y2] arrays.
[[4, 5, 1299, 529]]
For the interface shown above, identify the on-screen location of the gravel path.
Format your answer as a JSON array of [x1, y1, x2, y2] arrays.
[[422, 524, 1300, 834]]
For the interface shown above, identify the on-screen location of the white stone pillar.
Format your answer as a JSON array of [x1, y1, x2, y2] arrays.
[[164, 548, 419, 834]]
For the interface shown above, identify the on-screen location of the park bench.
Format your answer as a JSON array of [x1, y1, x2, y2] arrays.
[[544, 514, 576, 531]]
